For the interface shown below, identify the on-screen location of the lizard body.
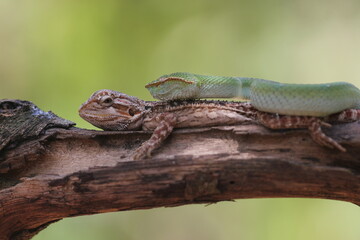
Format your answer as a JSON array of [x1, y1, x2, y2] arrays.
[[146, 72, 360, 117], [79, 89, 360, 160]]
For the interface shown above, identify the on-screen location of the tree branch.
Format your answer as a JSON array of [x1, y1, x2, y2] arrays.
[[1, 100, 360, 240]]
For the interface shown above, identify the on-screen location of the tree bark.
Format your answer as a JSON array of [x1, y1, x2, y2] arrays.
[[0, 100, 360, 240]]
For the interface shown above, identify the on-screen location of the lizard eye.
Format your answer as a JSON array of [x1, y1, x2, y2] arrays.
[[128, 108, 135, 116], [100, 96, 113, 106]]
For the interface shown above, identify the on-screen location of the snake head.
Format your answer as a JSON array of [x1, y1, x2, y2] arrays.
[[145, 72, 200, 100], [79, 89, 146, 131]]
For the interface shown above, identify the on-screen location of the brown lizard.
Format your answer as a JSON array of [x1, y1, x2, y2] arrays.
[[79, 89, 360, 160]]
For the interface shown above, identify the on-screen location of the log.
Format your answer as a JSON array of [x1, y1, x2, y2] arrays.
[[0, 99, 359, 240]]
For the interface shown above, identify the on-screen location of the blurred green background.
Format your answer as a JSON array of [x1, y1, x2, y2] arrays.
[[1, 0, 360, 239]]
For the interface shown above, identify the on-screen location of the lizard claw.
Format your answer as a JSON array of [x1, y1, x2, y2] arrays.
[[131, 145, 149, 160], [308, 120, 346, 152], [320, 121, 332, 128]]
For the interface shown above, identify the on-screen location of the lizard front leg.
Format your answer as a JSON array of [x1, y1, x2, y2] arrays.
[[132, 113, 177, 160], [257, 112, 346, 152]]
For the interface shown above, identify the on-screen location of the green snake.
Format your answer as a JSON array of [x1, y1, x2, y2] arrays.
[[145, 72, 360, 117]]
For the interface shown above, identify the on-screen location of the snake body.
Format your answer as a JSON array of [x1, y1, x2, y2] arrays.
[[145, 72, 360, 117]]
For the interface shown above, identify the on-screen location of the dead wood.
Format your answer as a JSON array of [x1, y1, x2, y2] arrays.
[[1, 99, 360, 240]]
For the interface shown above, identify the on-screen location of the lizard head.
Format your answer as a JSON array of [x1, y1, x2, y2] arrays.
[[79, 89, 146, 131]]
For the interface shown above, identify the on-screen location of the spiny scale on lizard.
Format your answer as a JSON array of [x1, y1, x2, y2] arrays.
[[79, 89, 360, 160], [150, 100, 254, 113], [141, 100, 255, 132]]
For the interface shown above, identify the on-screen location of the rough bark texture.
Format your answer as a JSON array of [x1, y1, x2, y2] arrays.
[[1, 100, 360, 240]]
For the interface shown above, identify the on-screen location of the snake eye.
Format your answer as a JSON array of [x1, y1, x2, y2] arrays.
[[100, 96, 113, 106], [128, 108, 135, 116]]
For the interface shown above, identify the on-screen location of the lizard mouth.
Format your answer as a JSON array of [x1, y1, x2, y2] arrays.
[[79, 108, 144, 131], [79, 111, 122, 122]]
